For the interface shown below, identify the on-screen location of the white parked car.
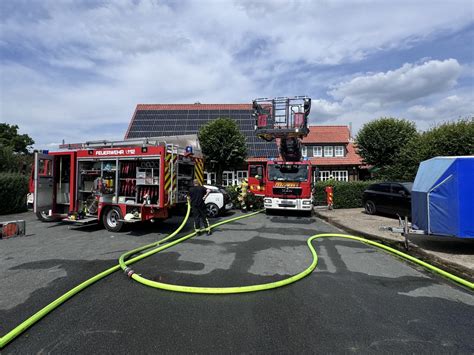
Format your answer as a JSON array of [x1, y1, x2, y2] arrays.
[[204, 185, 233, 217]]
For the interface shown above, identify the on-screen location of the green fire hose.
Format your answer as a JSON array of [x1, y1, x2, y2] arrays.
[[1, 200, 472, 349]]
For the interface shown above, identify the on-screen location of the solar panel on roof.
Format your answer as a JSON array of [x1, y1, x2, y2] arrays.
[[127, 107, 278, 157]]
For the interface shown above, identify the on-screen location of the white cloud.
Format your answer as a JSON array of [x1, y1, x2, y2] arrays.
[[309, 99, 344, 121], [2, 1, 472, 70], [309, 60, 473, 132], [407, 94, 474, 122], [329, 59, 462, 105], [0, 0, 473, 147]]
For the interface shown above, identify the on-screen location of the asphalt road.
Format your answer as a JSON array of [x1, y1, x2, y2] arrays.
[[1, 210, 473, 353]]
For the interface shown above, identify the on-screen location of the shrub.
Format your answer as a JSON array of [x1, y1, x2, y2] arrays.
[[313, 180, 378, 209], [225, 185, 240, 207], [245, 192, 264, 210], [0, 173, 29, 215], [225, 185, 263, 211]]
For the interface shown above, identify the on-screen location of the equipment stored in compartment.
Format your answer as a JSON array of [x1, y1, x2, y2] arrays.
[[31, 135, 204, 231]]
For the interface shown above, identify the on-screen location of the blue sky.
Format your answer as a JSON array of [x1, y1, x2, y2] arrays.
[[1, 0, 473, 148]]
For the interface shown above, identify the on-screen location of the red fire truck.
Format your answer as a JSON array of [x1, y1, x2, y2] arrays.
[[248, 96, 315, 213], [32, 135, 204, 231]]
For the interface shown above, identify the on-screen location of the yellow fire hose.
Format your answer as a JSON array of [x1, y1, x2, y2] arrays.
[[1, 200, 472, 349]]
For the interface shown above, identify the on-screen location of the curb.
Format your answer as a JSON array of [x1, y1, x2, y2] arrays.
[[314, 210, 474, 284]]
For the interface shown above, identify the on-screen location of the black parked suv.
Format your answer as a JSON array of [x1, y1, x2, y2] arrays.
[[362, 182, 412, 218]]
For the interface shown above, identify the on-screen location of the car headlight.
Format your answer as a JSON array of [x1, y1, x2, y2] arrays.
[[302, 200, 311, 205], [264, 198, 272, 203]]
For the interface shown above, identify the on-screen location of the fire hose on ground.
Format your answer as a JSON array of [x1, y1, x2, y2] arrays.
[[0, 199, 472, 349]]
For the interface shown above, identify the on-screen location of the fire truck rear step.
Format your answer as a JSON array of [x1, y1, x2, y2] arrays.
[[62, 216, 99, 225]]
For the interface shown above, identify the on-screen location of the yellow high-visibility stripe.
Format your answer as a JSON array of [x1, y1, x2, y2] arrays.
[[195, 158, 204, 184], [164, 153, 171, 191]]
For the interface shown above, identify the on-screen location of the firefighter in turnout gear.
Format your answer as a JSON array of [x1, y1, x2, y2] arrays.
[[238, 178, 249, 212], [189, 179, 212, 235]]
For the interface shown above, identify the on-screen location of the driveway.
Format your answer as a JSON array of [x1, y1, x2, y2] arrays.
[[314, 207, 474, 280], [1, 210, 473, 353]]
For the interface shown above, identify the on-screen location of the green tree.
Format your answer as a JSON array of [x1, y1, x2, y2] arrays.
[[355, 118, 417, 172], [0, 123, 35, 173], [421, 118, 474, 157], [0, 123, 35, 154], [385, 118, 474, 181], [198, 118, 247, 185]]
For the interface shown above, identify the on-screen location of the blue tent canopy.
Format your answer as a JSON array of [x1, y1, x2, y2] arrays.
[[412, 156, 474, 238]]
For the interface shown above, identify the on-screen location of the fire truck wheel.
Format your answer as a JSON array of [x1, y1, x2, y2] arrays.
[[364, 200, 376, 215], [206, 203, 220, 218], [103, 207, 124, 232]]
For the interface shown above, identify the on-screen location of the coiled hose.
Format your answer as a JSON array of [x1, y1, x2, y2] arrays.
[[1, 200, 472, 349]]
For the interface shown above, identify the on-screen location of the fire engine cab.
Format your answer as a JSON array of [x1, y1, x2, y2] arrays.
[[248, 96, 316, 213], [32, 135, 204, 232]]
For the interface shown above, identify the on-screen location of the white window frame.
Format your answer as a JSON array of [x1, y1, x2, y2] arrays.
[[302, 145, 307, 158], [204, 171, 216, 185], [313, 146, 322, 157], [323, 146, 333, 157], [222, 171, 235, 186], [236, 170, 248, 184], [332, 170, 348, 181], [334, 146, 344, 157], [319, 170, 331, 181]]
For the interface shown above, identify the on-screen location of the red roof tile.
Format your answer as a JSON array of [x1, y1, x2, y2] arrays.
[[309, 143, 363, 166], [137, 104, 252, 111], [302, 125, 350, 143]]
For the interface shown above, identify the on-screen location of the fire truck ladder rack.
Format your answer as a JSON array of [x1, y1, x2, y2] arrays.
[[253, 96, 311, 162]]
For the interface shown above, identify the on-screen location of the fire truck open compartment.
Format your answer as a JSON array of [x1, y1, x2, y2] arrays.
[[77, 158, 161, 208]]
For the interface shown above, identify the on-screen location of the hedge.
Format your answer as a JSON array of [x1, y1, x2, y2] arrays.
[[313, 180, 378, 209], [0, 173, 29, 215]]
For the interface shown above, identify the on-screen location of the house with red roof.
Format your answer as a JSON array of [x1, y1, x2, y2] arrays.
[[125, 103, 368, 184], [301, 126, 369, 181]]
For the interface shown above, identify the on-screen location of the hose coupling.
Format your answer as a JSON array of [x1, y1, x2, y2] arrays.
[[124, 267, 135, 278]]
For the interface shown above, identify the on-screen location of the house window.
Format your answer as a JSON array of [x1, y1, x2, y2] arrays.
[[335, 146, 344, 157], [332, 170, 348, 181], [204, 172, 216, 185], [302, 146, 307, 157], [319, 171, 331, 181], [236, 170, 248, 184], [222, 171, 234, 186], [319, 170, 348, 181], [324, 146, 333, 157], [313, 146, 322, 157]]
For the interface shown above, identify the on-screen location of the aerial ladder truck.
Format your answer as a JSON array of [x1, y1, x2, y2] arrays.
[[248, 96, 315, 213]]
